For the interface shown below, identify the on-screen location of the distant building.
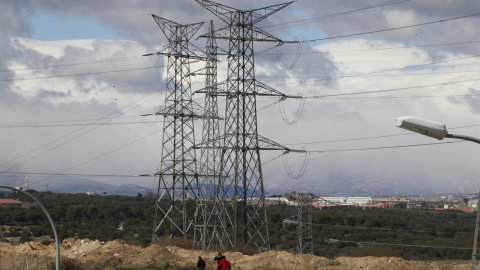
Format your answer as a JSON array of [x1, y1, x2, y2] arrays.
[[0, 199, 22, 208], [372, 196, 407, 203], [470, 200, 479, 210], [435, 204, 474, 213], [316, 197, 372, 206], [265, 197, 289, 206]]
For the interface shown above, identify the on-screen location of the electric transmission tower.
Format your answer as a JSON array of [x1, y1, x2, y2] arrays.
[[150, 15, 205, 241], [297, 194, 313, 254], [194, 0, 294, 251], [194, 20, 228, 251]]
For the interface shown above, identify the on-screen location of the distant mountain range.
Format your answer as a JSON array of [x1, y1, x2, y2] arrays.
[[0, 177, 151, 196], [0, 177, 265, 197]]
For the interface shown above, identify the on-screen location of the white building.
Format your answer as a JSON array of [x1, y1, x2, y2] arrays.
[[316, 197, 372, 206]]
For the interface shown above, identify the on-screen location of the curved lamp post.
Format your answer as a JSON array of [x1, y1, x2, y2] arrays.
[[0, 186, 60, 270], [395, 116, 480, 144], [394, 116, 479, 270]]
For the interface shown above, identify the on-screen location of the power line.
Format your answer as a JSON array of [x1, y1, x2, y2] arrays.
[[299, 12, 480, 43], [266, 0, 477, 33], [269, 53, 480, 88], [285, 133, 412, 146], [282, 123, 480, 147], [260, 69, 480, 80], [305, 141, 465, 153], [258, 40, 480, 56], [308, 94, 480, 100], [301, 77, 480, 99], [0, 66, 162, 83], [263, 0, 411, 32], [0, 115, 139, 125], [29, 128, 164, 187], [0, 90, 162, 171], [0, 172, 154, 178], [0, 120, 164, 128], [5, 40, 480, 76], [0, 55, 147, 73]]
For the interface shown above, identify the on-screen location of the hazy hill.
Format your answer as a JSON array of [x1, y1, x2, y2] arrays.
[[0, 177, 150, 196]]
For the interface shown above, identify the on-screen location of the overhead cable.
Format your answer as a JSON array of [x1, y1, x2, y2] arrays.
[[260, 69, 480, 80], [0, 121, 164, 128], [283, 122, 480, 146], [264, 0, 411, 32], [299, 12, 480, 43], [0, 172, 154, 178], [302, 77, 480, 99], [260, 40, 480, 56], [29, 128, 163, 188], [268, 53, 480, 88], [0, 66, 162, 83], [306, 141, 465, 153], [0, 55, 145, 73], [0, 90, 162, 171]]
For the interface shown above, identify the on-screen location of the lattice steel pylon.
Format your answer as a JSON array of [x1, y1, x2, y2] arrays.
[[195, 0, 294, 251], [297, 194, 313, 254], [151, 15, 205, 241], [193, 20, 228, 251]]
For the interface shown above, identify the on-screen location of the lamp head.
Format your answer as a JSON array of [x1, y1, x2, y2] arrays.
[[395, 116, 447, 140]]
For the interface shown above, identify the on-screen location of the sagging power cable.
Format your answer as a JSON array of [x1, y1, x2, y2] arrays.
[[282, 149, 310, 179], [279, 96, 306, 125]]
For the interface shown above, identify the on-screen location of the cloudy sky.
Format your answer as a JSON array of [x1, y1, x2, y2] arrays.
[[1, 0, 479, 196]]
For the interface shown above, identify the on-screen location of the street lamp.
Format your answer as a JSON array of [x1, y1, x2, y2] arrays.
[[395, 116, 480, 144], [0, 186, 60, 270], [395, 116, 480, 270]]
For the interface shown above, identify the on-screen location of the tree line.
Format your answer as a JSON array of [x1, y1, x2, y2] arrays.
[[0, 190, 476, 260]]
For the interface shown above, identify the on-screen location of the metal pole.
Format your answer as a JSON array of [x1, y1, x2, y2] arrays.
[[446, 134, 480, 144], [473, 190, 480, 270], [24, 253, 29, 270], [0, 186, 60, 270]]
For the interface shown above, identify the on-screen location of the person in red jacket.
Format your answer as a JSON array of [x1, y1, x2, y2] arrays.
[[214, 253, 231, 270]]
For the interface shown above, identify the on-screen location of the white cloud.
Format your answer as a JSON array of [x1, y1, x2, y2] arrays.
[[1, 0, 480, 195]]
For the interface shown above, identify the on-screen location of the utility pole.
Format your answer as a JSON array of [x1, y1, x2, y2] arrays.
[[150, 15, 204, 241], [194, 0, 294, 251]]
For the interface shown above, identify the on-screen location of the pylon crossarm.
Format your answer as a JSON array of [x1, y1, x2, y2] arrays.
[[149, 43, 207, 61], [255, 80, 286, 97], [195, 0, 293, 26], [198, 26, 282, 42], [194, 0, 241, 24], [152, 14, 204, 41], [256, 134, 288, 150], [155, 51, 208, 61], [250, 2, 294, 24], [154, 106, 222, 120], [194, 83, 286, 98]]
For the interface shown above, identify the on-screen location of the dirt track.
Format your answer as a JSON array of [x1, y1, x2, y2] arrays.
[[0, 238, 472, 269]]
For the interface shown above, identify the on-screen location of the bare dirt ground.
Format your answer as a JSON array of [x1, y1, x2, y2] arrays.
[[0, 238, 472, 269]]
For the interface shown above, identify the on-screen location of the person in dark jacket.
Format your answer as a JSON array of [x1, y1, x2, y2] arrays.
[[197, 256, 206, 270], [214, 253, 231, 270]]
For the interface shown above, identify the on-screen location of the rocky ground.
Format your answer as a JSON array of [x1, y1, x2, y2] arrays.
[[0, 238, 472, 269]]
